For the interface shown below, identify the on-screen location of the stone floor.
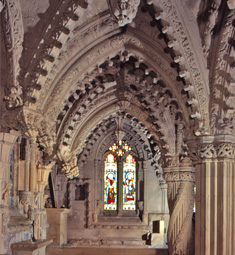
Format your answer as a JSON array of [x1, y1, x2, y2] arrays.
[[46, 247, 169, 255]]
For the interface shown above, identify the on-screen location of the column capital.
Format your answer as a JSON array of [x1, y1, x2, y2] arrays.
[[164, 165, 195, 183], [187, 134, 235, 161]]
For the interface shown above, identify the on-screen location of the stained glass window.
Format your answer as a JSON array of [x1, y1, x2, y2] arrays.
[[104, 142, 136, 212], [123, 154, 136, 210], [109, 140, 131, 156], [104, 154, 117, 210]]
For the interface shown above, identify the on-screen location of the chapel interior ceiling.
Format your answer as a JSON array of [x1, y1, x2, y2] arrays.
[[2, 0, 235, 177]]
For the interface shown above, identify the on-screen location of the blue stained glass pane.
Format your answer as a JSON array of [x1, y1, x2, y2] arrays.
[[123, 155, 136, 210]]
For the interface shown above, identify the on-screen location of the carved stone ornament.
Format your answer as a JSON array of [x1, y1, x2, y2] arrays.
[[108, 0, 140, 27], [61, 155, 79, 179], [19, 191, 31, 205], [189, 142, 235, 161], [227, 0, 235, 9], [2, 211, 10, 233], [4, 0, 24, 88], [164, 171, 195, 182], [2, 183, 12, 205], [4, 84, 23, 109]]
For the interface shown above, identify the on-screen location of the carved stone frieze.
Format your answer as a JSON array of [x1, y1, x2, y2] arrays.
[[91, 224, 148, 230], [189, 142, 235, 160], [164, 171, 195, 182], [4, 0, 24, 85], [108, 0, 140, 27]]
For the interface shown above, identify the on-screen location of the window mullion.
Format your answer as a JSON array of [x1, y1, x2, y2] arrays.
[[117, 160, 123, 214]]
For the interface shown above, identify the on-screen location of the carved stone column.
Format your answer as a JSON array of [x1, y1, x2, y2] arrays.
[[0, 131, 20, 254], [188, 135, 235, 255], [142, 161, 148, 224], [164, 160, 195, 255], [33, 162, 55, 240]]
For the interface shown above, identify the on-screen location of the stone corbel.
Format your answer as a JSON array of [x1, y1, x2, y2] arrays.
[[61, 155, 79, 179], [37, 121, 56, 156], [19, 190, 31, 215], [17, 108, 41, 143]]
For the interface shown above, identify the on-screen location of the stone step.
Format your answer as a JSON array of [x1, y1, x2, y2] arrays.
[[47, 247, 168, 255]]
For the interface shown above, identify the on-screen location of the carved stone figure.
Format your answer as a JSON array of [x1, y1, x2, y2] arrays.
[[108, 0, 140, 27], [2, 183, 12, 205], [4, 85, 23, 109]]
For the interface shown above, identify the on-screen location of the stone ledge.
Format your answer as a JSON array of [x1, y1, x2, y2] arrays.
[[11, 239, 53, 251]]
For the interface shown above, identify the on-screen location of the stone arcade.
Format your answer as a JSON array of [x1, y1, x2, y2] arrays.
[[0, 0, 235, 255]]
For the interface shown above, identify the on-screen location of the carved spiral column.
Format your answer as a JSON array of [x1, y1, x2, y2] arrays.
[[188, 136, 235, 255], [164, 162, 195, 255]]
